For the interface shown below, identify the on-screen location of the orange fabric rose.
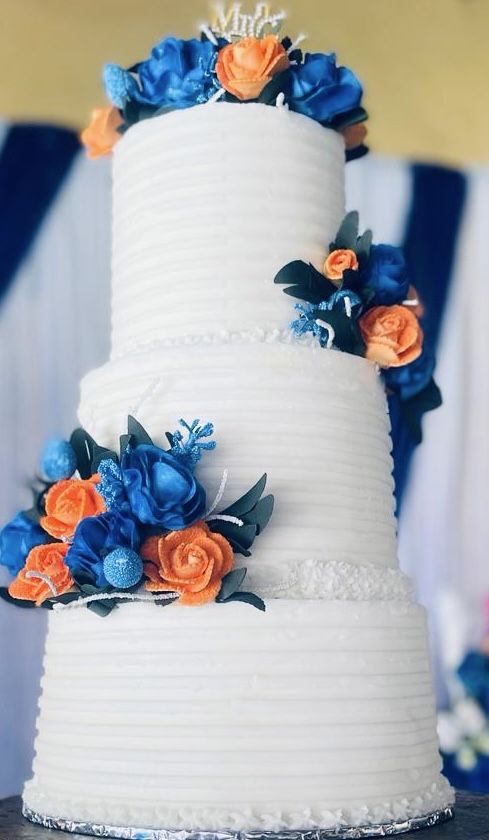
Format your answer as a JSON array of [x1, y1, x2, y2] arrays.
[[142, 522, 234, 606], [9, 543, 74, 606], [81, 106, 123, 159], [323, 248, 359, 284], [216, 35, 290, 101], [341, 122, 368, 151], [359, 305, 423, 368], [40, 476, 106, 540]]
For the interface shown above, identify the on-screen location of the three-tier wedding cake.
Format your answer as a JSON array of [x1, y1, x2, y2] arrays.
[[0, 5, 454, 837]]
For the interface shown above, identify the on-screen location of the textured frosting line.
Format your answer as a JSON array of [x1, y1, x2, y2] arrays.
[[110, 103, 345, 358], [79, 341, 398, 583], [23, 781, 454, 833], [24, 600, 452, 831]]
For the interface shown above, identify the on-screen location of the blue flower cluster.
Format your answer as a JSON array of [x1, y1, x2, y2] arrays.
[[104, 37, 220, 111], [0, 420, 211, 592], [288, 53, 363, 125], [103, 35, 363, 128]]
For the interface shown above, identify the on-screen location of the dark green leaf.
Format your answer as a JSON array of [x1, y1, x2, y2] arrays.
[[208, 521, 257, 551], [333, 211, 359, 251], [275, 261, 336, 306], [399, 378, 442, 445], [50, 591, 81, 606], [274, 260, 311, 286], [242, 494, 274, 535], [154, 595, 178, 607], [223, 91, 241, 104], [314, 305, 366, 357], [282, 285, 326, 305], [119, 433, 132, 457], [87, 598, 117, 618], [70, 428, 93, 479], [127, 416, 153, 447], [346, 144, 369, 163], [220, 591, 266, 612], [91, 444, 118, 472], [256, 70, 289, 104], [216, 567, 248, 601], [0, 587, 37, 609], [222, 474, 267, 517], [356, 229, 373, 262], [330, 106, 368, 131]]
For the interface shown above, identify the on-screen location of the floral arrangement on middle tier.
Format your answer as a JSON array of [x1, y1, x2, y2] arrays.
[[0, 418, 273, 616], [274, 211, 442, 442]]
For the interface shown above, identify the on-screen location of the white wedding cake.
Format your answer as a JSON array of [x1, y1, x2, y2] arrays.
[[1, 7, 454, 837]]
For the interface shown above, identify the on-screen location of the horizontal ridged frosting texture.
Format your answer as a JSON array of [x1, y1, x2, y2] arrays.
[[110, 103, 345, 358], [79, 340, 399, 590], [23, 600, 453, 831]]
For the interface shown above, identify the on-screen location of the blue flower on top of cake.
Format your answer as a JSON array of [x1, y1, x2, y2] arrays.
[[288, 53, 363, 125], [0, 512, 50, 577], [104, 37, 220, 111], [66, 510, 140, 588]]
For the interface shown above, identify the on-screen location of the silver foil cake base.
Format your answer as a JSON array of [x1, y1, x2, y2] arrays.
[[23, 804, 454, 839]]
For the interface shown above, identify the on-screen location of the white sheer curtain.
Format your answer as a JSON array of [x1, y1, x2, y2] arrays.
[[0, 148, 111, 797], [1, 143, 489, 796]]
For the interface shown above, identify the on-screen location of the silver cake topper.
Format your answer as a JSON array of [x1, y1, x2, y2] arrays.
[[210, 3, 286, 40]]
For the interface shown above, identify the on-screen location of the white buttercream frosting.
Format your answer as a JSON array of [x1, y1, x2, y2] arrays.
[[24, 601, 453, 831], [79, 340, 399, 591], [24, 97, 453, 835], [110, 103, 345, 358]]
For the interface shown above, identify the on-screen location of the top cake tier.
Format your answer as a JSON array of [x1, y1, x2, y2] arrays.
[[110, 102, 346, 359]]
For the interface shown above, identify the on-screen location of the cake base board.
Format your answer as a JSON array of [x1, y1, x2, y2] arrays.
[[22, 804, 454, 839]]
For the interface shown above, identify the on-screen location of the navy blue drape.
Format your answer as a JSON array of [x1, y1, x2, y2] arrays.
[[391, 164, 467, 509], [0, 124, 79, 303]]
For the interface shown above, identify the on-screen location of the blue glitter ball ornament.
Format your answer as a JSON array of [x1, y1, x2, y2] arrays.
[[103, 547, 143, 589], [41, 439, 77, 481]]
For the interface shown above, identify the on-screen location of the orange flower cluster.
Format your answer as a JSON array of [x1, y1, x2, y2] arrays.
[[41, 475, 106, 540], [359, 305, 423, 368], [142, 522, 234, 606], [216, 35, 290, 100], [9, 544, 74, 606]]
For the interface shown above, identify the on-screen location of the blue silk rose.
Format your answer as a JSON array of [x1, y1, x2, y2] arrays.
[[288, 53, 363, 124], [66, 511, 140, 588], [121, 445, 206, 530], [0, 512, 50, 576], [384, 349, 435, 401], [104, 37, 218, 110], [363, 244, 410, 306]]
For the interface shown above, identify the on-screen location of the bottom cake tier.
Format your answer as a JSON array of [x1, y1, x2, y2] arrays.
[[23, 599, 454, 834]]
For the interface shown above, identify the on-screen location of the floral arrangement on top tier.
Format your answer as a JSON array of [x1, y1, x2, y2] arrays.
[[0, 417, 273, 617], [81, 3, 367, 162], [274, 211, 442, 442]]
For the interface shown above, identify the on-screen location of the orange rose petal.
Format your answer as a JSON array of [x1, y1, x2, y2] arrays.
[[9, 543, 73, 605], [141, 537, 161, 563], [178, 579, 222, 606], [341, 122, 368, 150], [81, 106, 122, 159]]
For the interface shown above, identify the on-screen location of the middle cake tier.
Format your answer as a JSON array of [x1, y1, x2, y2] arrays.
[[79, 337, 402, 598]]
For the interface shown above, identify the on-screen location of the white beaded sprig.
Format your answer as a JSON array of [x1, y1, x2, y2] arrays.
[[53, 591, 176, 612], [208, 3, 286, 41]]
